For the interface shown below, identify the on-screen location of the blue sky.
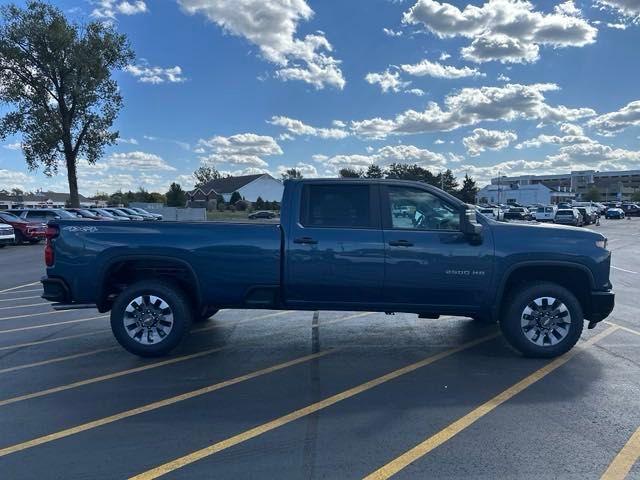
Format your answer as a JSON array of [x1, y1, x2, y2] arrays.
[[2, 0, 640, 195]]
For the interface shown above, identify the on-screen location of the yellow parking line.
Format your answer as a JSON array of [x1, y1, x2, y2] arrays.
[[0, 288, 42, 295], [0, 282, 39, 294], [0, 330, 109, 352], [0, 348, 335, 457], [0, 310, 62, 322], [601, 426, 640, 480], [0, 345, 227, 408], [0, 302, 50, 310], [192, 310, 292, 333], [363, 327, 619, 480], [605, 321, 640, 337], [128, 332, 499, 480], [0, 295, 41, 303], [315, 312, 373, 327], [0, 347, 119, 374], [0, 315, 108, 335]]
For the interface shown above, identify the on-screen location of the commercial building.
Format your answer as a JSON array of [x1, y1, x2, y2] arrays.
[[187, 173, 283, 207], [477, 183, 575, 206], [488, 169, 640, 203], [0, 190, 105, 209]]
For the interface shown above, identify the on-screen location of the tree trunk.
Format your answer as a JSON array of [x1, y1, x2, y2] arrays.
[[65, 153, 80, 207]]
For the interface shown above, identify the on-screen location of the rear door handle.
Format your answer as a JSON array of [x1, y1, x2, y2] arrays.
[[294, 237, 318, 245], [388, 240, 413, 247]]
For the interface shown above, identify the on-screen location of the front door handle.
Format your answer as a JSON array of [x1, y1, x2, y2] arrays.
[[388, 239, 413, 247], [294, 237, 318, 245]]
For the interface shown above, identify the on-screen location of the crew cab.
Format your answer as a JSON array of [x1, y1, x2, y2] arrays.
[[42, 179, 615, 359]]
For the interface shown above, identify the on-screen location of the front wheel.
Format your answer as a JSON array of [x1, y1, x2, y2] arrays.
[[110, 280, 193, 357], [500, 282, 583, 358]]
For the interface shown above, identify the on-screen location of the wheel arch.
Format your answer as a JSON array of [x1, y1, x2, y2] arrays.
[[97, 255, 202, 313]]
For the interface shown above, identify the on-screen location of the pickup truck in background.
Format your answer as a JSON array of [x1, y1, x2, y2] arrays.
[[41, 179, 615, 358]]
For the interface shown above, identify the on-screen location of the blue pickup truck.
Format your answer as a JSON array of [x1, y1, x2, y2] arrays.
[[42, 179, 614, 358]]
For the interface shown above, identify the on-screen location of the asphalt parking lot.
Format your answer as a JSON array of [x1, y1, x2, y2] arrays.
[[0, 219, 639, 480]]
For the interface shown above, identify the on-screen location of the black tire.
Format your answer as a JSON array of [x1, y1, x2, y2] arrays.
[[14, 230, 25, 245], [500, 282, 583, 358], [110, 280, 193, 357], [0, 245, 5, 249]]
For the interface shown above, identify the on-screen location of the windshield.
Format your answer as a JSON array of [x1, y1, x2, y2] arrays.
[[0, 212, 25, 223]]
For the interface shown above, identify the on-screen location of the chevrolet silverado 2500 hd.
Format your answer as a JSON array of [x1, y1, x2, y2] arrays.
[[41, 179, 614, 358]]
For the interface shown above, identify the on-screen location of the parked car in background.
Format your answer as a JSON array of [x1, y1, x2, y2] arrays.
[[0, 223, 15, 248], [8, 208, 80, 222], [533, 206, 557, 222], [129, 207, 162, 220], [248, 210, 277, 220], [554, 208, 584, 227], [87, 208, 122, 220], [66, 208, 113, 220], [102, 208, 144, 221], [392, 205, 412, 218], [503, 207, 530, 221], [476, 206, 503, 221], [117, 207, 157, 221], [605, 208, 625, 219], [0, 211, 46, 244], [576, 207, 598, 226], [621, 203, 640, 217]]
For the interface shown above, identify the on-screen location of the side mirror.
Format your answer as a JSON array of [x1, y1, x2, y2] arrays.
[[460, 207, 483, 237]]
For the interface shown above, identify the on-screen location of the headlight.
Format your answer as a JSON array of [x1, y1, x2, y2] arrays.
[[596, 239, 608, 249]]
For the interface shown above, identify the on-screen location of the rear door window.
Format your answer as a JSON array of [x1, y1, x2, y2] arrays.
[[300, 184, 372, 228]]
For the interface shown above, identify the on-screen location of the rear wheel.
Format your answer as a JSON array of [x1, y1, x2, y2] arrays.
[[14, 230, 25, 245], [110, 280, 193, 357], [500, 282, 583, 358]]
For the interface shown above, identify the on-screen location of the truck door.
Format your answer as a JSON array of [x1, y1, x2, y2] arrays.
[[285, 182, 385, 306], [381, 184, 494, 309]]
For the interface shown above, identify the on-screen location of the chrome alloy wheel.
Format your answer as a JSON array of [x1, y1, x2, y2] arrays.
[[520, 296, 572, 347], [123, 295, 174, 345]]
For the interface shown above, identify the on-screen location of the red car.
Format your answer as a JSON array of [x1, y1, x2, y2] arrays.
[[0, 211, 46, 244]]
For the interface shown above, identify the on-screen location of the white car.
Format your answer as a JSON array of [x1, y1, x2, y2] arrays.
[[534, 205, 557, 222], [0, 223, 15, 248], [477, 207, 503, 221]]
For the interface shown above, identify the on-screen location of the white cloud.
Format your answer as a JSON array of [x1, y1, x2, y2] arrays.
[[596, 1, 640, 19], [401, 58, 484, 78], [125, 64, 186, 84], [117, 137, 138, 145], [406, 88, 426, 96], [268, 116, 349, 139], [365, 69, 411, 93], [383, 27, 403, 37], [439, 52, 451, 60], [350, 83, 596, 139], [196, 133, 283, 168], [177, 0, 345, 89], [434, 138, 445, 144], [587, 100, 640, 135], [2, 142, 21, 150], [402, 0, 597, 64], [0, 169, 33, 190], [315, 144, 448, 174], [107, 151, 177, 171], [560, 122, 584, 136], [463, 128, 517, 155], [497, 73, 511, 82], [91, 1, 147, 19]]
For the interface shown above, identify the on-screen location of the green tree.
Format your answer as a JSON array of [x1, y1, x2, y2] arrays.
[[437, 169, 459, 194], [193, 165, 221, 188], [339, 167, 362, 178], [457, 174, 478, 203], [0, 2, 134, 207], [254, 196, 265, 209], [632, 190, 640, 202], [166, 182, 186, 207], [281, 168, 303, 180], [583, 186, 601, 202], [365, 164, 384, 178], [229, 191, 242, 204], [386, 163, 436, 184]]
